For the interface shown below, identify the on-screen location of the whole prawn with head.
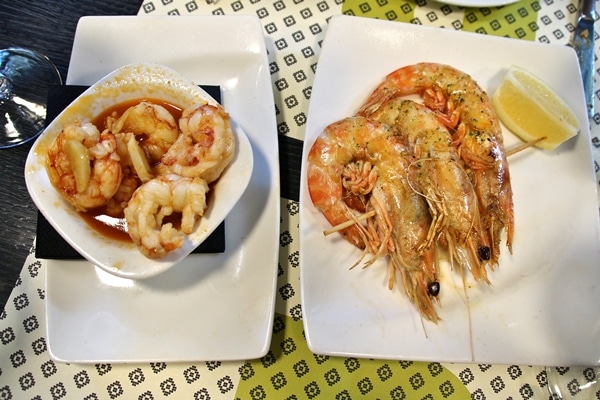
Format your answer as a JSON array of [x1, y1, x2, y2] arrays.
[[358, 62, 514, 266], [361, 99, 492, 283], [307, 116, 442, 322]]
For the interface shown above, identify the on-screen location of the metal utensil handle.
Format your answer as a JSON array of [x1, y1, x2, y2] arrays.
[[580, 0, 597, 22]]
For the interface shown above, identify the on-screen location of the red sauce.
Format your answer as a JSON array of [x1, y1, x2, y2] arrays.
[[80, 210, 131, 242], [80, 209, 184, 243]]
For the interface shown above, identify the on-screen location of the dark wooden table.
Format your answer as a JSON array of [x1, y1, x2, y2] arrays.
[[0, 0, 143, 311]]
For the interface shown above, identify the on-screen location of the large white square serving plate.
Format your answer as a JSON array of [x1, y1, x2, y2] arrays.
[[44, 15, 280, 363], [300, 15, 600, 366]]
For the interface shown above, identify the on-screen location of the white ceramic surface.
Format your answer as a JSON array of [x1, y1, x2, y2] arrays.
[[26, 63, 253, 280], [300, 15, 600, 366], [435, 0, 519, 7], [42, 15, 280, 363]]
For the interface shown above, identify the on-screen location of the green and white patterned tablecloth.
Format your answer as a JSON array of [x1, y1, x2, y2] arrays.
[[1, 0, 599, 399]]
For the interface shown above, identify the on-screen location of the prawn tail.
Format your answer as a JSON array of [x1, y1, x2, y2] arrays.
[[357, 86, 399, 118]]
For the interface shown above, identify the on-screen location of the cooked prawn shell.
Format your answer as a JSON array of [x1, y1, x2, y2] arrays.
[[307, 116, 442, 322], [363, 99, 493, 283], [357, 62, 514, 264], [307, 117, 392, 250], [370, 139, 441, 322], [160, 103, 235, 183], [124, 174, 209, 259], [46, 120, 123, 212]]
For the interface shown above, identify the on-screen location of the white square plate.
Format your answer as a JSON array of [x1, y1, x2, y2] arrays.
[[300, 15, 600, 366], [43, 15, 280, 363]]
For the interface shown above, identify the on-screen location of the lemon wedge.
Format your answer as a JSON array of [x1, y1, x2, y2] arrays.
[[492, 65, 580, 151]]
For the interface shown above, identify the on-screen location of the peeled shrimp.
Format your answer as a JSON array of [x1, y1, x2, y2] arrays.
[[46, 121, 123, 212], [358, 62, 514, 264], [124, 174, 209, 259], [307, 116, 442, 321], [160, 103, 235, 183], [371, 139, 441, 322], [109, 101, 179, 164]]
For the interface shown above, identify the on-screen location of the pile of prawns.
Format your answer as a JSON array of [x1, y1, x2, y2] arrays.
[[307, 62, 515, 323], [46, 100, 234, 259]]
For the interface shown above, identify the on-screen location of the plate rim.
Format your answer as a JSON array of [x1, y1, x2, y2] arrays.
[[434, 0, 519, 7]]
